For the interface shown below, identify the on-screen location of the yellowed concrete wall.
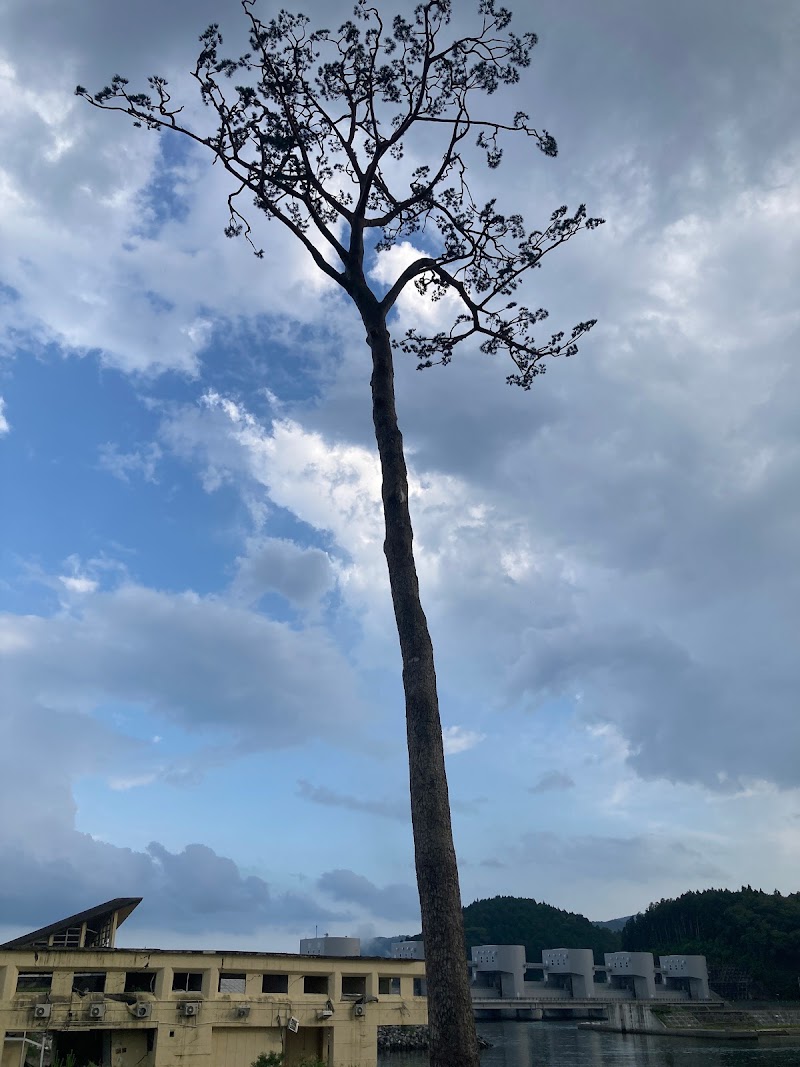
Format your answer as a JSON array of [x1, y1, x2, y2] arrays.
[[110, 1028, 151, 1067], [0, 947, 426, 1067]]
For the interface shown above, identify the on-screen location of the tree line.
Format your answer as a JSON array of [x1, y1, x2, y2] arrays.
[[623, 887, 800, 999]]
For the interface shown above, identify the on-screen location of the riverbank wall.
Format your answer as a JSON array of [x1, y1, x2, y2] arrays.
[[580, 1003, 800, 1040]]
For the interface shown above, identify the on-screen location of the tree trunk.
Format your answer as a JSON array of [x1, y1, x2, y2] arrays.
[[362, 303, 479, 1067]]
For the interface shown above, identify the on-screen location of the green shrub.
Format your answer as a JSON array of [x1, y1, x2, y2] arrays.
[[251, 1054, 284, 1067]]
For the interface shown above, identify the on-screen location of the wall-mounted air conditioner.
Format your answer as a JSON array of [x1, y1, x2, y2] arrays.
[[34, 1004, 51, 1020], [134, 1003, 152, 1019], [179, 1002, 200, 1017], [89, 1004, 106, 1020], [353, 1003, 365, 1017]]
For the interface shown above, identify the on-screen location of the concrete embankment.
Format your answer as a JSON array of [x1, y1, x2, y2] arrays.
[[580, 1004, 800, 1041]]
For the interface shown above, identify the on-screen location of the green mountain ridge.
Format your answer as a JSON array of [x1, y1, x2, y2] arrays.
[[622, 887, 800, 999], [462, 895, 622, 963]]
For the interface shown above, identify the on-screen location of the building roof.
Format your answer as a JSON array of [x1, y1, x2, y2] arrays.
[[0, 897, 142, 950]]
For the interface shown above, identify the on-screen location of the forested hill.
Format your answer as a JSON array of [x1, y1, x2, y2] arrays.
[[461, 896, 621, 962], [622, 887, 800, 998]]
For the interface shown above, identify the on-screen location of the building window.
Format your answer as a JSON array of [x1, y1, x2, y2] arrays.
[[413, 978, 427, 997], [172, 972, 203, 993], [218, 973, 246, 993], [72, 973, 106, 994], [51, 925, 83, 948], [125, 972, 156, 994], [341, 976, 367, 998], [16, 973, 53, 994], [379, 977, 401, 996], [262, 974, 289, 994], [303, 975, 329, 995], [85, 917, 113, 949]]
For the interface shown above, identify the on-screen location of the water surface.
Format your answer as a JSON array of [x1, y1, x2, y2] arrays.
[[379, 1019, 800, 1067]]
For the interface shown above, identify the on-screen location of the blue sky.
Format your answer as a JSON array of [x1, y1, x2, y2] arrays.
[[1, 0, 799, 950]]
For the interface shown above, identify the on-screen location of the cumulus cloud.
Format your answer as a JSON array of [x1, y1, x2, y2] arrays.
[[317, 869, 419, 922], [442, 726, 486, 756], [232, 537, 335, 609], [0, 396, 9, 434], [0, 580, 364, 753], [0, 837, 338, 937]]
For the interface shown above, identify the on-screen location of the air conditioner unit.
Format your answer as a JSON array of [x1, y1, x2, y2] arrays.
[[134, 1003, 152, 1019], [89, 1004, 106, 1020], [235, 1005, 250, 1018], [179, 1002, 200, 1017], [287, 1017, 300, 1033], [316, 1009, 334, 1020], [353, 1003, 365, 1018], [34, 1004, 51, 1020]]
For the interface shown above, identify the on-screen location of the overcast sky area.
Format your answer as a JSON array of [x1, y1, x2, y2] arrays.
[[1, 0, 798, 951]]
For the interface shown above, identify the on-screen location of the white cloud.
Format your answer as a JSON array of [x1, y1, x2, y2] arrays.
[[370, 240, 462, 330], [0, 579, 365, 754], [58, 575, 98, 594], [442, 726, 486, 756], [0, 396, 8, 435]]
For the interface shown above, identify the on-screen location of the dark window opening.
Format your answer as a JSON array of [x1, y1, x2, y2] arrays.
[[341, 976, 367, 998], [125, 972, 156, 994], [303, 975, 329, 995], [72, 973, 106, 995], [172, 972, 203, 993], [16, 973, 53, 994], [524, 968, 544, 982], [413, 977, 427, 997], [262, 974, 289, 994], [218, 973, 246, 993], [84, 918, 113, 949], [379, 977, 401, 995], [53, 1029, 104, 1067]]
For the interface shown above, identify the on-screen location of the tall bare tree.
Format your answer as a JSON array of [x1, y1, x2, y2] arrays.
[[78, 2, 602, 1064]]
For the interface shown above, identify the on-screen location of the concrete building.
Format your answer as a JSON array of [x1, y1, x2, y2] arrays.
[[470, 946, 526, 999], [389, 942, 424, 961], [1, 900, 427, 1067], [541, 949, 595, 999], [461, 943, 711, 1005], [298, 938, 360, 959], [388, 945, 426, 997], [603, 952, 657, 999], [659, 955, 710, 1000]]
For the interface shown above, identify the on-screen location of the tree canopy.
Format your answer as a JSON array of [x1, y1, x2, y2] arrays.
[[77, 0, 603, 388], [623, 887, 800, 999]]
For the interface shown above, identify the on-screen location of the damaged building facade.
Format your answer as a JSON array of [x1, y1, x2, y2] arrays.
[[0, 900, 427, 1067]]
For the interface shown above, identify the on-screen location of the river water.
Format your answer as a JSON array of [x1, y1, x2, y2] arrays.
[[378, 1019, 800, 1067]]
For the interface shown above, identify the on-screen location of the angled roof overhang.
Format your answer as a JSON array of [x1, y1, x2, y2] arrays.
[[0, 897, 142, 950]]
